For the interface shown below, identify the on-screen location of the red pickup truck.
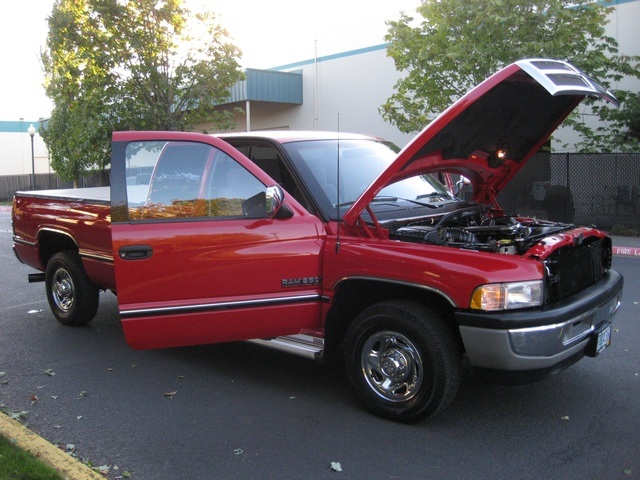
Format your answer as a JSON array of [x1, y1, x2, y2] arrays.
[[12, 59, 623, 422]]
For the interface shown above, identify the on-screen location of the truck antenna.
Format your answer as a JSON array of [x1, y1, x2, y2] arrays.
[[335, 113, 341, 254]]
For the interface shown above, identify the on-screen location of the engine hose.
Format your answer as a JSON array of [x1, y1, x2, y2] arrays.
[[442, 228, 477, 244]]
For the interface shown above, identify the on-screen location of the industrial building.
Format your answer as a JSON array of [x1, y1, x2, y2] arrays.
[[2, 0, 638, 178]]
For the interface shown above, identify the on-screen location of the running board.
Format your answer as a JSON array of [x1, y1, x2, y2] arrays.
[[248, 334, 324, 361]]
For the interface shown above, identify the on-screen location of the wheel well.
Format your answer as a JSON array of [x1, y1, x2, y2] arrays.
[[324, 279, 462, 359], [38, 230, 78, 268]]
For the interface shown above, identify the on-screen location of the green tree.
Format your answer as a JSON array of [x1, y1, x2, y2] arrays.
[[382, 0, 640, 152], [41, 0, 244, 185]]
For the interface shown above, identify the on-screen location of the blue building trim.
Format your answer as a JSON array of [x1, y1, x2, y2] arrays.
[[270, 44, 390, 71], [0, 121, 41, 133]]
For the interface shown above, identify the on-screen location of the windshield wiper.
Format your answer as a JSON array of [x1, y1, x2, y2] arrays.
[[335, 197, 402, 208], [373, 196, 439, 208], [396, 196, 440, 208], [336, 196, 439, 209], [417, 192, 452, 200]]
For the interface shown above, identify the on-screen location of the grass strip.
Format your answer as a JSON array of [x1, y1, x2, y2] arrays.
[[0, 433, 63, 480]]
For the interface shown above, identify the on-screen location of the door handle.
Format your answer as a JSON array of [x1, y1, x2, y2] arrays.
[[118, 244, 153, 260]]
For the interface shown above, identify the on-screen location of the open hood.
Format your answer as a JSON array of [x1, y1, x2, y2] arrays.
[[343, 59, 618, 225]]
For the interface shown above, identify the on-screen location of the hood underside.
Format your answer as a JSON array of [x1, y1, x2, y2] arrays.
[[343, 59, 618, 225]]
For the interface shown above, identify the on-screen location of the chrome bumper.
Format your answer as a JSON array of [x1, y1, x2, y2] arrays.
[[456, 270, 623, 371]]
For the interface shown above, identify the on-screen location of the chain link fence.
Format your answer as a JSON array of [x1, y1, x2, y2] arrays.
[[2, 154, 639, 231], [498, 153, 640, 231]]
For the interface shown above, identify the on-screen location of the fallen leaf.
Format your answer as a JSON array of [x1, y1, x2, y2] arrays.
[[330, 462, 343, 472], [30, 395, 38, 405], [164, 391, 178, 398], [561, 416, 570, 421], [44, 369, 56, 376], [233, 449, 244, 456], [8, 410, 29, 421], [66, 444, 76, 452], [77, 416, 83, 420], [78, 391, 88, 398], [96, 465, 110, 474], [623, 469, 632, 475], [107, 368, 114, 372]]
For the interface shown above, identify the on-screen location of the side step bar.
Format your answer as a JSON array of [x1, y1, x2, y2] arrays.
[[248, 334, 324, 361]]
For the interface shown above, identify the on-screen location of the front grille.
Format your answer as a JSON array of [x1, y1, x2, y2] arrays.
[[544, 237, 611, 303]]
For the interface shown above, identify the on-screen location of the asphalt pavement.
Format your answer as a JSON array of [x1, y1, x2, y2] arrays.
[[1, 208, 639, 480]]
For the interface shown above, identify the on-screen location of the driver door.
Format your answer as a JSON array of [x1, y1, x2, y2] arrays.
[[110, 132, 324, 350]]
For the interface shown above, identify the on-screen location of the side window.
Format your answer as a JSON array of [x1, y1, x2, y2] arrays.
[[147, 143, 211, 206], [125, 141, 265, 220], [205, 152, 266, 217], [246, 145, 310, 210]]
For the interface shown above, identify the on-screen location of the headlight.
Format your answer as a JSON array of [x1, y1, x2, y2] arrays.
[[470, 281, 543, 311]]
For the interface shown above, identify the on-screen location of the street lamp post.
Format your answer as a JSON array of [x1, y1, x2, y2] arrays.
[[28, 124, 36, 190]]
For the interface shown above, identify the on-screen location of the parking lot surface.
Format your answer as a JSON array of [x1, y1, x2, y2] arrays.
[[1, 210, 639, 479]]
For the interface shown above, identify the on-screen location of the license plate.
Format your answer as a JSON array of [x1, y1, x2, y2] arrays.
[[595, 324, 612, 354]]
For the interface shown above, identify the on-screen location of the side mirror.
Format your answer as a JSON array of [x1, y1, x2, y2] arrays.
[[266, 185, 293, 219]]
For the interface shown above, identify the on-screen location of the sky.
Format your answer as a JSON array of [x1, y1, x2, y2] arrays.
[[0, 0, 421, 122]]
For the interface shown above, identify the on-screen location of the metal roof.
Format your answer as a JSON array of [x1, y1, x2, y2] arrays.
[[226, 68, 303, 105]]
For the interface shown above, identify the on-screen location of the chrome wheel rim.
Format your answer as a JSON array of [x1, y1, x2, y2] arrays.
[[52, 268, 75, 313], [360, 330, 423, 403]]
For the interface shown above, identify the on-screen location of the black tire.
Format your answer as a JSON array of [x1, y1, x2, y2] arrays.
[[343, 300, 461, 422], [45, 251, 99, 326]]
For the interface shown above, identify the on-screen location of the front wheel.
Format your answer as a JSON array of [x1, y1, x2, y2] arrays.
[[343, 300, 461, 422], [45, 251, 99, 326]]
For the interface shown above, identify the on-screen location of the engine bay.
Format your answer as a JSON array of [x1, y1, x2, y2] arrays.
[[389, 205, 574, 255]]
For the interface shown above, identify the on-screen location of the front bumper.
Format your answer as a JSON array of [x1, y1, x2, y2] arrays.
[[455, 270, 623, 372]]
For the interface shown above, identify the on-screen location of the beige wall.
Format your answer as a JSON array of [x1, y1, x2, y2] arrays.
[[554, 0, 640, 150], [0, 131, 49, 176], [204, 0, 640, 151], [6, 0, 640, 174]]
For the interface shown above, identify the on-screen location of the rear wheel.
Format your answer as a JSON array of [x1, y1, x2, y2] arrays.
[[344, 300, 461, 422], [45, 251, 99, 326]]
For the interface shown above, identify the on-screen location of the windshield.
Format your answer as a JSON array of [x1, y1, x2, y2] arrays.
[[283, 139, 452, 220]]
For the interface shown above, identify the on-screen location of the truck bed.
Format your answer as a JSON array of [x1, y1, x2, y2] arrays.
[[16, 186, 111, 204], [12, 186, 114, 290]]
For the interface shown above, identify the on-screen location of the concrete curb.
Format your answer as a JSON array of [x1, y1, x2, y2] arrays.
[[0, 412, 104, 480]]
